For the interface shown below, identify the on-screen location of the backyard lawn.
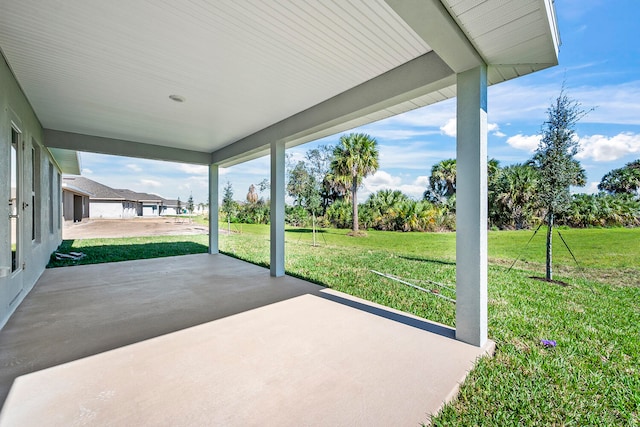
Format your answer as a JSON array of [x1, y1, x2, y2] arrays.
[[50, 225, 640, 425]]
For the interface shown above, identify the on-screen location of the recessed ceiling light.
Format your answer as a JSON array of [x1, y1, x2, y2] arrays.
[[169, 94, 186, 103]]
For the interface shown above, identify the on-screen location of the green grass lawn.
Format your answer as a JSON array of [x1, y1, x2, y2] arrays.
[[219, 224, 639, 426], [49, 225, 640, 425], [47, 235, 209, 267]]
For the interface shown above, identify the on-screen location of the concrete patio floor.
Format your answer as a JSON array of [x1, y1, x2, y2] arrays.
[[0, 254, 493, 426]]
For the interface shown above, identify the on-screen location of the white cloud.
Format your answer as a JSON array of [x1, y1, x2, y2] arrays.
[[439, 117, 503, 138], [363, 170, 401, 189], [414, 175, 430, 187], [178, 164, 208, 174], [506, 134, 540, 152], [576, 132, 640, 162], [81, 168, 93, 174], [126, 163, 142, 172], [488, 79, 640, 126], [380, 99, 456, 128], [583, 182, 600, 194], [440, 118, 457, 137], [575, 81, 640, 126], [362, 171, 428, 199], [360, 128, 440, 140], [139, 179, 162, 188], [378, 142, 454, 170]]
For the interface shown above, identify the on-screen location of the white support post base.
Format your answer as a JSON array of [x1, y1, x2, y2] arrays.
[[270, 141, 285, 277], [208, 164, 219, 254], [455, 65, 488, 347]]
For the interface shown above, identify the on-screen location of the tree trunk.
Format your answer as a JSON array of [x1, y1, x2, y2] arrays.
[[312, 211, 317, 247], [546, 211, 553, 281], [227, 217, 231, 235], [352, 177, 359, 233]]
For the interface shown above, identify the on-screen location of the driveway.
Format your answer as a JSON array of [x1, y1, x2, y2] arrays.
[[63, 217, 208, 239]]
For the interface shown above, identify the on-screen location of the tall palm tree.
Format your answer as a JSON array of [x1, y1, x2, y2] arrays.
[[330, 133, 379, 234], [424, 159, 456, 204]]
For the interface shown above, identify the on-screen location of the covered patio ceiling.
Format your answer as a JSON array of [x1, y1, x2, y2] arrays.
[[0, 0, 559, 166]]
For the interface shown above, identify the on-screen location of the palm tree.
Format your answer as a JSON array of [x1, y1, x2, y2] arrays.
[[330, 133, 379, 234], [495, 163, 540, 229], [363, 189, 408, 230], [599, 159, 640, 196], [424, 159, 456, 204]]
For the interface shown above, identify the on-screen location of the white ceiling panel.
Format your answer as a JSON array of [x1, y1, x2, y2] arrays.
[[0, 0, 560, 164], [0, 0, 430, 153]]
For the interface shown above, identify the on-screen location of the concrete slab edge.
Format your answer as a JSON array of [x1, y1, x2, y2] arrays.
[[427, 339, 497, 425]]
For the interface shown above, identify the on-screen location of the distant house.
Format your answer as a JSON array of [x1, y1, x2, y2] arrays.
[[62, 176, 166, 219], [113, 189, 163, 217], [160, 199, 181, 216], [61, 182, 90, 222]]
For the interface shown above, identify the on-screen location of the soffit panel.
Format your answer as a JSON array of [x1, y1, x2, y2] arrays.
[[443, 0, 559, 66], [0, 0, 430, 152]]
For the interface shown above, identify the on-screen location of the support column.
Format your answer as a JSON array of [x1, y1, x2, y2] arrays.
[[270, 141, 285, 277], [455, 65, 488, 347], [208, 163, 219, 254]]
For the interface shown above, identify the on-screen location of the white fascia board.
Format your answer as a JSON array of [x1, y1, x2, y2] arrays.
[[385, 0, 484, 73], [48, 147, 81, 175], [44, 130, 212, 165], [212, 51, 454, 167]]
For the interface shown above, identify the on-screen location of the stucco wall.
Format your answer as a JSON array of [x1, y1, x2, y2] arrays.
[[90, 201, 125, 219], [62, 191, 74, 221], [1, 53, 64, 329]]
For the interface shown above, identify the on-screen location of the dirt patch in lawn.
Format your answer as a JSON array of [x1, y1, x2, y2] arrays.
[[63, 218, 209, 239]]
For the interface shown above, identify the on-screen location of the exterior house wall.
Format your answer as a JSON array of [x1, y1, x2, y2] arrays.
[[160, 207, 178, 216], [89, 201, 126, 219], [1, 54, 64, 329], [127, 202, 139, 218], [62, 190, 90, 222], [62, 191, 73, 221], [142, 205, 159, 216]]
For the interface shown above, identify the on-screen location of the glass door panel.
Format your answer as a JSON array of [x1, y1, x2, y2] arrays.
[[10, 128, 20, 272]]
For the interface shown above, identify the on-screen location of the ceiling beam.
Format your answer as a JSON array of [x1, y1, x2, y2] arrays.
[[44, 129, 211, 165], [384, 0, 483, 73], [212, 51, 454, 166]]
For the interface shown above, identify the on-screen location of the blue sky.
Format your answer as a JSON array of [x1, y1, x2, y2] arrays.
[[78, 1, 640, 205]]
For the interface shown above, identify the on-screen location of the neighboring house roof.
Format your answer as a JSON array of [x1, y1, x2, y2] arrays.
[[113, 189, 163, 203], [62, 176, 172, 204], [61, 182, 92, 197], [62, 176, 124, 201]]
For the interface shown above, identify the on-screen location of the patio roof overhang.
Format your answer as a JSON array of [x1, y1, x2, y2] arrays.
[[0, 0, 559, 166], [0, 0, 560, 348]]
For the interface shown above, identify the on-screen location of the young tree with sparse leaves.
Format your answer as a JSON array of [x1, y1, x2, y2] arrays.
[[531, 89, 589, 280], [287, 145, 333, 245], [187, 194, 195, 222], [221, 181, 236, 234]]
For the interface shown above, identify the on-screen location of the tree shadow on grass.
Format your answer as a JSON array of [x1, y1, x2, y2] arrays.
[[47, 240, 208, 268], [285, 228, 327, 234], [397, 255, 456, 266], [529, 276, 570, 287]]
